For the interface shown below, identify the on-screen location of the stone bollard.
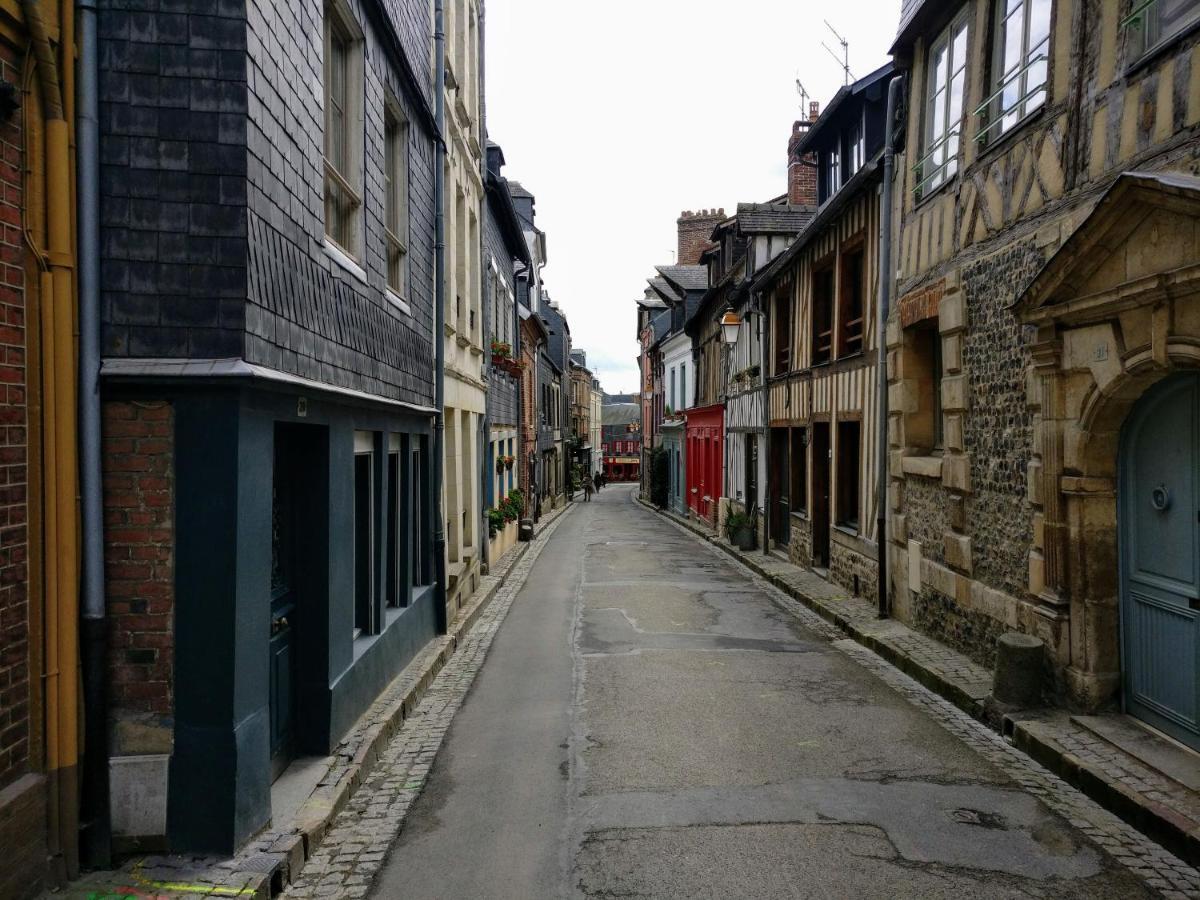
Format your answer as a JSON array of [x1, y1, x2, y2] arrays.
[[991, 632, 1045, 708], [518, 518, 534, 542]]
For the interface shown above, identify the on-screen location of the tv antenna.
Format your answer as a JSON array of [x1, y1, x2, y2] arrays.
[[795, 77, 810, 112], [822, 20, 854, 86]]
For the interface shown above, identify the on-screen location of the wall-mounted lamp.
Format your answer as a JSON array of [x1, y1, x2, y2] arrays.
[[720, 306, 742, 346]]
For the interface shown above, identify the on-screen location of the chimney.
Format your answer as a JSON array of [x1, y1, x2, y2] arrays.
[[676, 208, 726, 266], [788, 101, 820, 207]]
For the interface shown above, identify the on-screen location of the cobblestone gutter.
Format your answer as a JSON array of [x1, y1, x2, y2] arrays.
[[60, 504, 575, 900], [640, 495, 1200, 876]]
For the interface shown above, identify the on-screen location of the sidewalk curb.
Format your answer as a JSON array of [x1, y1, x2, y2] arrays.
[[63, 503, 574, 900], [637, 494, 1200, 869]]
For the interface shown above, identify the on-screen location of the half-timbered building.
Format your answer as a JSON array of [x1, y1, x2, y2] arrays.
[[752, 64, 897, 598]]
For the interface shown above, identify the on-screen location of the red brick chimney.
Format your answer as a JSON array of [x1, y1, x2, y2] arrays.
[[676, 208, 725, 265], [788, 101, 820, 207]]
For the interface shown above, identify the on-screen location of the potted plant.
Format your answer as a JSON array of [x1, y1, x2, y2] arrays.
[[504, 455, 514, 470], [724, 508, 757, 550], [496, 456, 506, 474], [487, 507, 505, 538]]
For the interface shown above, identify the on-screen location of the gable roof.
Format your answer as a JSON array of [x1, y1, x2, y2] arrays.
[[736, 202, 816, 235], [655, 265, 708, 293], [602, 403, 640, 427], [648, 275, 682, 304], [791, 62, 895, 159]]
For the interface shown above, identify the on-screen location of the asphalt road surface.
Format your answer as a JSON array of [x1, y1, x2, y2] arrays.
[[372, 484, 1152, 899]]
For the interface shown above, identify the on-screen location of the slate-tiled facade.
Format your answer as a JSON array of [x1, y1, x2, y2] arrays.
[[97, 0, 442, 856]]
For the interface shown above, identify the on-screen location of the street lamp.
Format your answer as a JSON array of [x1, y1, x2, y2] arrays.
[[720, 306, 742, 346]]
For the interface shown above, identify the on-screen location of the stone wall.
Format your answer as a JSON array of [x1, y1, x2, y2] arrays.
[[829, 538, 878, 600], [787, 515, 812, 569], [960, 241, 1040, 599], [900, 476, 947, 565], [102, 400, 175, 755], [911, 586, 1010, 670]]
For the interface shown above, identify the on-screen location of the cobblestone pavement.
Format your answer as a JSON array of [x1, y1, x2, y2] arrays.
[[279, 507, 575, 898]]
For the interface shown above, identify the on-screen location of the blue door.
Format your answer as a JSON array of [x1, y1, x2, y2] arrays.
[[1121, 373, 1200, 749]]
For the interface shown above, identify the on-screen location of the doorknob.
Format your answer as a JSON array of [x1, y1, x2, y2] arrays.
[[1151, 484, 1171, 512]]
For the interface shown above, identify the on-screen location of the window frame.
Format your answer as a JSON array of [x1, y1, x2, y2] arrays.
[[1124, 0, 1200, 66], [836, 241, 866, 359], [383, 95, 411, 304], [811, 260, 836, 367], [323, 0, 365, 259], [352, 432, 376, 638], [916, 10, 970, 200], [977, 0, 1052, 147]]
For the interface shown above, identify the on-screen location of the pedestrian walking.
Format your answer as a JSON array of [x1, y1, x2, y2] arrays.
[[583, 478, 593, 502], [593, 472, 602, 493]]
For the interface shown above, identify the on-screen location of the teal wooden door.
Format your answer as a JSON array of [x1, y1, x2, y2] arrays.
[[1121, 374, 1200, 749]]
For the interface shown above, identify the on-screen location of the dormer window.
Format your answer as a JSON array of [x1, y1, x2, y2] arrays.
[[827, 144, 841, 197], [847, 117, 865, 178]]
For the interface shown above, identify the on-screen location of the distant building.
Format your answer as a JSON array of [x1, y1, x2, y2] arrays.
[[602, 404, 641, 482]]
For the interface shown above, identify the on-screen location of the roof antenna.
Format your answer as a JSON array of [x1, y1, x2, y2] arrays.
[[795, 76, 810, 112], [822, 20, 854, 86]]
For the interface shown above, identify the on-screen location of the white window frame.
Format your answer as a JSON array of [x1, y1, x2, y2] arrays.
[[384, 94, 410, 306], [978, 0, 1051, 145], [324, 0, 365, 259], [916, 11, 969, 198]]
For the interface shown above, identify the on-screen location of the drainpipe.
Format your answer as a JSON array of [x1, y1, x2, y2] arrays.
[[875, 75, 904, 619], [433, 0, 448, 633], [25, 0, 82, 878], [755, 291, 769, 556], [478, 1, 488, 570], [76, 0, 110, 867]]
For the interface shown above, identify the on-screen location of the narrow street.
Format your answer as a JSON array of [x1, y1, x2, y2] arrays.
[[362, 485, 1160, 899]]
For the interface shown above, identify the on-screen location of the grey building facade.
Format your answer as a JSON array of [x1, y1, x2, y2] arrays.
[[98, 0, 440, 853]]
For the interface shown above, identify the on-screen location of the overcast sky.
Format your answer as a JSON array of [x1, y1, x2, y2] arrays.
[[485, 1, 901, 395]]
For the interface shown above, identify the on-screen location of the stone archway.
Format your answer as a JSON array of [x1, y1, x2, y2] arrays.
[[1015, 171, 1200, 710]]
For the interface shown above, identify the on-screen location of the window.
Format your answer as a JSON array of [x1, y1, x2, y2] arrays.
[[904, 322, 945, 453], [918, 13, 969, 198], [412, 437, 429, 587], [384, 100, 409, 296], [837, 246, 865, 358], [826, 144, 840, 197], [669, 367, 676, 411], [1127, 0, 1200, 59], [386, 442, 407, 608], [790, 427, 807, 516], [847, 116, 865, 178], [353, 442, 374, 635], [812, 264, 835, 366], [835, 420, 860, 531], [680, 366, 687, 410], [981, 0, 1050, 144], [324, 3, 362, 255], [745, 435, 758, 509], [774, 288, 792, 373]]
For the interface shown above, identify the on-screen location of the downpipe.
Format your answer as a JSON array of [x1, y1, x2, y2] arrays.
[[875, 75, 904, 619], [433, 0, 448, 633], [76, 0, 110, 867]]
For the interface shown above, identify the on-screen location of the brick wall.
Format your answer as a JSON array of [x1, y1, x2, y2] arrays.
[[0, 29, 39, 897], [676, 209, 724, 265], [0, 31, 29, 798], [102, 401, 174, 744], [787, 103, 819, 207]]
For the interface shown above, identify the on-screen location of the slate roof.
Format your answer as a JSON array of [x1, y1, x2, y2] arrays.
[[602, 403, 640, 426], [655, 265, 709, 293], [648, 276, 682, 304], [792, 63, 895, 159], [507, 180, 533, 199], [735, 202, 816, 235], [650, 309, 672, 342]]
